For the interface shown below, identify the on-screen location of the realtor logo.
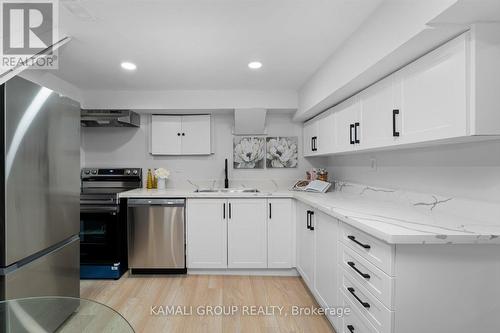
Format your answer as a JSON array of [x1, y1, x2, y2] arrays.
[[1, 0, 58, 69]]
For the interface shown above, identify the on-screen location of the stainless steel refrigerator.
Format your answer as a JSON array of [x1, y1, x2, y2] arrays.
[[0, 76, 80, 300]]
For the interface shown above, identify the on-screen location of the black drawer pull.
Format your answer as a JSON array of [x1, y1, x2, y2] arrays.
[[223, 203, 226, 219], [306, 211, 311, 230], [347, 325, 355, 333], [309, 211, 314, 231], [347, 235, 371, 249], [354, 122, 360, 144], [349, 124, 355, 144], [347, 261, 371, 279], [347, 287, 370, 309], [393, 109, 400, 137]]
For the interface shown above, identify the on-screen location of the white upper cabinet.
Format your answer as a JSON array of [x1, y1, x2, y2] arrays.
[[151, 115, 183, 155], [303, 120, 318, 157], [359, 76, 401, 150], [151, 114, 211, 155], [317, 112, 336, 155], [303, 111, 336, 156], [398, 33, 468, 144], [334, 98, 361, 153], [179, 115, 212, 154], [303, 24, 500, 156]]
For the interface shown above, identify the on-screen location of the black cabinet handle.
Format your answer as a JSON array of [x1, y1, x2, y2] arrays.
[[347, 325, 355, 333], [309, 211, 314, 231], [347, 287, 370, 309], [177, 133, 181, 136], [393, 109, 400, 137], [311, 137, 314, 151], [354, 122, 360, 144], [182, 132, 185, 136], [347, 235, 371, 249], [269, 203, 272, 219], [306, 211, 311, 230], [347, 261, 371, 279], [312, 137, 317, 151], [349, 124, 354, 144], [223, 203, 226, 219], [228, 203, 232, 219]]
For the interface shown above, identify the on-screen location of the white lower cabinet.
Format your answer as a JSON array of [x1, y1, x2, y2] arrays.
[[186, 199, 227, 268], [337, 222, 500, 333], [227, 199, 267, 268], [341, 291, 378, 333], [187, 198, 293, 270], [313, 210, 340, 327], [267, 199, 293, 269], [296, 201, 315, 288], [296, 202, 342, 330]]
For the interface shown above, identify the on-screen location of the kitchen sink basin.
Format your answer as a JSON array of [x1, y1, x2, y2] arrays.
[[194, 188, 260, 193]]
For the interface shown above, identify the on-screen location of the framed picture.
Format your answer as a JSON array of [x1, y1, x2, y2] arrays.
[[266, 137, 298, 168], [233, 136, 265, 169]]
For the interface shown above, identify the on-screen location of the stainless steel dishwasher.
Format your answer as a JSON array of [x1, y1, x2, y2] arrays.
[[127, 198, 186, 274]]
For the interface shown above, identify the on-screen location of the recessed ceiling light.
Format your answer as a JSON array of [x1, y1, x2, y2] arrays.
[[121, 62, 137, 71], [248, 61, 262, 69]]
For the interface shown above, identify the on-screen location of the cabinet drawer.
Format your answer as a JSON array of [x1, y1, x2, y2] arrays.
[[341, 223, 394, 276], [339, 243, 394, 309], [341, 291, 378, 333], [340, 267, 393, 333]]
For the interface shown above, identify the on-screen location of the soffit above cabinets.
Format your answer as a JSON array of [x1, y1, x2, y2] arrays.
[[233, 108, 267, 135]]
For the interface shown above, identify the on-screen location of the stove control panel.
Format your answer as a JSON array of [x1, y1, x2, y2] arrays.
[[81, 168, 142, 179]]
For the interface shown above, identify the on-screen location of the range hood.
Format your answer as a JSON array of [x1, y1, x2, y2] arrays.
[[233, 108, 267, 135], [81, 109, 140, 127]]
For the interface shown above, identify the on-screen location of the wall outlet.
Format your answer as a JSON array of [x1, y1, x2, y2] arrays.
[[370, 157, 377, 171]]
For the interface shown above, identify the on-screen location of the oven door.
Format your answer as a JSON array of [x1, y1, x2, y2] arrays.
[[80, 206, 120, 264]]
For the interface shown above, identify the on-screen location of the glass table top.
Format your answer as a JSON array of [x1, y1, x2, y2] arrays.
[[0, 296, 134, 333]]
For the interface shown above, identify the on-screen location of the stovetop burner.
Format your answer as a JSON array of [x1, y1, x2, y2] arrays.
[[80, 168, 142, 204]]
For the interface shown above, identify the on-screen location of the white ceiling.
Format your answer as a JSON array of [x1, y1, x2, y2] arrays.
[[55, 0, 382, 91]]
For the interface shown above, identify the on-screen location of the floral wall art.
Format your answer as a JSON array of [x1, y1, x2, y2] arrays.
[[233, 136, 266, 169], [266, 137, 298, 168]]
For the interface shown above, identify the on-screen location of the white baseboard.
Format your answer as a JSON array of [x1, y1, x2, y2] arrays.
[[187, 268, 299, 276]]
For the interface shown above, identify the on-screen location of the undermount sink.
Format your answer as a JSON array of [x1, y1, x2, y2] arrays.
[[194, 188, 260, 193]]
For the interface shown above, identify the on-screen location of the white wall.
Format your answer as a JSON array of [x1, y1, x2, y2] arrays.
[[82, 112, 321, 189], [324, 139, 500, 202]]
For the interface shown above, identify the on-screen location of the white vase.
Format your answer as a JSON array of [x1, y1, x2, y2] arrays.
[[157, 177, 167, 190]]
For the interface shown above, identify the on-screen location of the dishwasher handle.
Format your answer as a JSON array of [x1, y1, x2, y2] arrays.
[[127, 198, 185, 207]]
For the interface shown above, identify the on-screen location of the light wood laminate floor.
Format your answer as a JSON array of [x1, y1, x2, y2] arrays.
[[81, 275, 335, 333]]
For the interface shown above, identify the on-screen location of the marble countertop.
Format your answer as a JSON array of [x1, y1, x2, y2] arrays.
[[119, 188, 294, 198], [119, 185, 500, 245]]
